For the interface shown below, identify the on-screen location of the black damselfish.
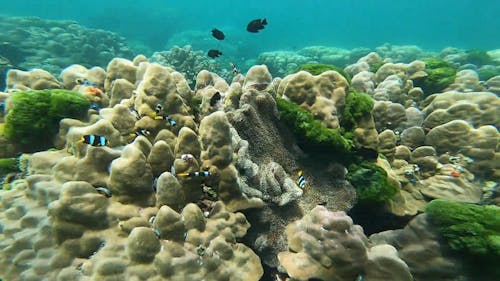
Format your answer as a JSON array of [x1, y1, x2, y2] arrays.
[[210, 92, 222, 106], [247, 18, 267, 33], [211, 28, 225, 40], [207, 49, 222, 59]]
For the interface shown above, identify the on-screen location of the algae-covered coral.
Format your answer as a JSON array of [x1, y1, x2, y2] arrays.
[[347, 161, 398, 205], [4, 89, 90, 150], [426, 199, 500, 279], [413, 57, 457, 95], [275, 97, 353, 158]]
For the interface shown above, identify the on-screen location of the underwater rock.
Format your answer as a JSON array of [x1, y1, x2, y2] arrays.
[[370, 214, 466, 281]]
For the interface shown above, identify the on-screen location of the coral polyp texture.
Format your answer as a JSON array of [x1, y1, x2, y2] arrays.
[[0, 42, 499, 281]]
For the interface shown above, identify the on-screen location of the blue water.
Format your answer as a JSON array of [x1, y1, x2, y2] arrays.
[[1, 0, 499, 54]]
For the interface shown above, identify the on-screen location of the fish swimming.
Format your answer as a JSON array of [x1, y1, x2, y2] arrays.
[[247, 18, 267, 33], [210, 92, 222, 106], [154, 114, 176, 126], [181, 154, 195, 162], [75, 78, 97, 87], [79, 134, 108, 147], [128, 129, 151, 139], [207, 49, 222, 59], [211, 28, 225, 40], [95, 187, 112, 198], [176, 171, 211, 178], [90, 102, 100, 111], [155, 104, 163, 115], [297, 170, 307, 188], [229, 62, 239, 75]]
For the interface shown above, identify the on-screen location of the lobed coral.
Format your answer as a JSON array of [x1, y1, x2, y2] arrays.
[[293, 63, 352, 84]]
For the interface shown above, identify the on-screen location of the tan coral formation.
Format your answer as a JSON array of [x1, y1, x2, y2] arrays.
[[422, 91, 500, 130], [277, 70, 349, 129], [278, 206, 412, 281], [6, 68, 63, 90], [370, 214, 466, 281]]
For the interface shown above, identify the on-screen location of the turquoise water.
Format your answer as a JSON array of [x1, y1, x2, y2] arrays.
[[2, 0, 499, 53]]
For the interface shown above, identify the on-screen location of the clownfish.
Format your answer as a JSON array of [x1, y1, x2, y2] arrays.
[[154, 114, 176, 127], [155, 104, 163, 115], [78, 134, 108, 147], [297, 170, 307, 189], [176, 171, 211, 178], [129, 129, 151, 138]]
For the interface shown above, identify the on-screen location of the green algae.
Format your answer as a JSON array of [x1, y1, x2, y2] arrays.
[[342, 91, 374, 132], [413, 58, 457, 95], [426, 199, 500, 279], [4, 89, 90, 150], [0, 158, 18, 175], [275, 97, 354, 159], [347, 161, 398, 205]]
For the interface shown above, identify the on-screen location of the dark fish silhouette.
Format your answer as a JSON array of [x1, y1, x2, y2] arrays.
[[247, 18, 267, 33], [207, 49, 222, 59], [210, 92, 221, 106], [211, 28, 225, 40]]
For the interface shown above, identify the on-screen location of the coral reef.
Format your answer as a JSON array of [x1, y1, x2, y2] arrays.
[[0, 42, 499, 281], [150, 45, 232, 87], [0, 15, 135, 77]]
